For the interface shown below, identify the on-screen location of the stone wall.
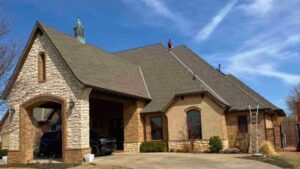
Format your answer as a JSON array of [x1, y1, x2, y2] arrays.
[[168, 139, 228, 152], [5, 33, 91, 161]]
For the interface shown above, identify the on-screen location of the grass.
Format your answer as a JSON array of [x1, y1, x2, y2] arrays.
[[241, 152, 300, 169], [0, 163, 132, 169]]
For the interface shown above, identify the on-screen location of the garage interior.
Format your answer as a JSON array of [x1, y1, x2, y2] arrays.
[[89, 97, 124, 150], [32, 102, 62, 158]]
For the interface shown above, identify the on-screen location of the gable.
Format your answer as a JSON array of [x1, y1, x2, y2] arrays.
[[2, 22, 151, 100], [5, 29, 84, 105]]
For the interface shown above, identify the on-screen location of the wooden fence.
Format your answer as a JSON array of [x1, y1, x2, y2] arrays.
[[281, 117, 299, 151]]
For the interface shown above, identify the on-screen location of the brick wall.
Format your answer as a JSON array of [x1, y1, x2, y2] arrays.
[[226, 111, 281, 152], [123, 100, 145, 152]]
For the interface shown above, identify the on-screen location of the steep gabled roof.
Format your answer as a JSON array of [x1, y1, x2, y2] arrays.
[[2, 22, 151, 100], [115, 44, 228, 113], [116, 44, 284, 115]]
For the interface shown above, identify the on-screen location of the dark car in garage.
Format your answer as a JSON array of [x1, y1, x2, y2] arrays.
[[38, 130, 116, 158]]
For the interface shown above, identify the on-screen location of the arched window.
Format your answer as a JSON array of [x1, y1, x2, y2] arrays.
[[38, 52, 46, 83], [187, 109, 202, 139]]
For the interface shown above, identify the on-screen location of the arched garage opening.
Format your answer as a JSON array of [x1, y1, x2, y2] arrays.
[[18, 95, 67, 163]]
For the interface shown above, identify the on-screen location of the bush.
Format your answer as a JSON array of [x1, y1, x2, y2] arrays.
[[140, 141, 167, 152], [33, 146, 40, 158], [0, 149, 8, 158], [260, 141, 277, 157], [208, 136, 223, 153]]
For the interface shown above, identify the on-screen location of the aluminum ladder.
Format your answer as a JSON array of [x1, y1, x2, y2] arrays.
[[249, 105, 259, 154]]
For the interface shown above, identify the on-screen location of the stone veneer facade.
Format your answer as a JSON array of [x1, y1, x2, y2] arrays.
[[6, 33, 91, 163]]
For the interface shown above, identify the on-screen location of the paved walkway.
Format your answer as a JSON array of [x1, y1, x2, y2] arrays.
[[94, 152, 281, 169]]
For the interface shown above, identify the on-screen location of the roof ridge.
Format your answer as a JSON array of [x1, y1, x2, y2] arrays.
[[168, 50, 229, 106], [38, 22, 141, 68], [114, 43, 164, 54], [174, 45, 227, 77], [138, 65, 151, 99]]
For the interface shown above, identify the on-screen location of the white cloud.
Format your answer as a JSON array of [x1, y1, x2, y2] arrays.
[[239, 0, 274, 16], [123, 0, 190, 34], [227, 34, 300, 85], [195, 0, 238, 41]]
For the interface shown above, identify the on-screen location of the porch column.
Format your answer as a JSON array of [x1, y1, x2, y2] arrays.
[[123, 100, 145, 152], [64, 88, 92, 163]]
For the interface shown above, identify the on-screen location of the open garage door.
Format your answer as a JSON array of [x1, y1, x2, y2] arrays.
[[90, 98, 124, 150]]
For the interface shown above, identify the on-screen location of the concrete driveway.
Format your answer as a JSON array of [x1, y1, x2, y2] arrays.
[[94, 152, 281, 169]]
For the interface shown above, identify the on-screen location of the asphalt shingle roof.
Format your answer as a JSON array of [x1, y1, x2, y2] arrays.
[[39, 22, 150, 99], [117, 44, 283, 113], [115, 44, 211, 113]]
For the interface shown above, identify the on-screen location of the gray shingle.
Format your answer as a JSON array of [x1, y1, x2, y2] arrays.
[[116, 44, 283, 114], [116, 44, 217, 113], [39, 22, 150, 99]]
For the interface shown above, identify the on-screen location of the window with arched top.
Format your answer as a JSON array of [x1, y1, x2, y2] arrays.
[[38, 52, 46, 83], [186, 109, 202, 139]]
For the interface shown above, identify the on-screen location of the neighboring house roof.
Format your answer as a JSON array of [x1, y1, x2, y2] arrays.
[[2, 22, 284, 116], [2, 22, 151, 100]]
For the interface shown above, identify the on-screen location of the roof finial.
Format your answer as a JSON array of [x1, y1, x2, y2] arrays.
[[74, 17, 85, 43]]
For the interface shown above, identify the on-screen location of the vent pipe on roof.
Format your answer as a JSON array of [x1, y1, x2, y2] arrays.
[[217, 64, 221, 71], [168, 39, 173, 51], [74, 17, 85, 44]]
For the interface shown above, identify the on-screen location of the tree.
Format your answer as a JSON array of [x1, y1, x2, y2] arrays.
[[286, 84, 300, 117], [0, 16, 18, 77], [0, 15, 19, 117]]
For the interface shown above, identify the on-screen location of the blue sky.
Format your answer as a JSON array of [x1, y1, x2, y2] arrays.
[[1, 0, 300, 116]]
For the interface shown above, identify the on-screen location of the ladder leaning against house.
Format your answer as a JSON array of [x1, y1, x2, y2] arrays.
[[249, 105, 260, 154]]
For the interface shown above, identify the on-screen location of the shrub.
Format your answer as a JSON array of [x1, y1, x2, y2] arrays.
[[33, 146, 40, 158], [260, 141, 277, 157], [140, 141, 167, 152], [208, 136, 223, 153], [0, 149, 8, 158]]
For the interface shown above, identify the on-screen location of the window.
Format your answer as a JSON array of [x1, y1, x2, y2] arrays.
[[238, 115, 248, 133], [187, 110, 202, 139], [38, 52, 46, 82], [150, 116, 163, 140]]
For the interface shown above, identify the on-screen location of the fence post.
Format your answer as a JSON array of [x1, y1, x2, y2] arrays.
[[297, 123, 300, 152]]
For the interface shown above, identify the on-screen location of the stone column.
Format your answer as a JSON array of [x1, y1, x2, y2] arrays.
[[123, 100, 145, 152], [64, 88, 92, 163]]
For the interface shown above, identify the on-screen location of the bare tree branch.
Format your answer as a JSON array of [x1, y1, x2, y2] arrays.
[[285, 84, 300, 116], [0, 15, 20, 76]]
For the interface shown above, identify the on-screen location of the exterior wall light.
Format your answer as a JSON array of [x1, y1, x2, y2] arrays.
[[69, 99, 75, 109]]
